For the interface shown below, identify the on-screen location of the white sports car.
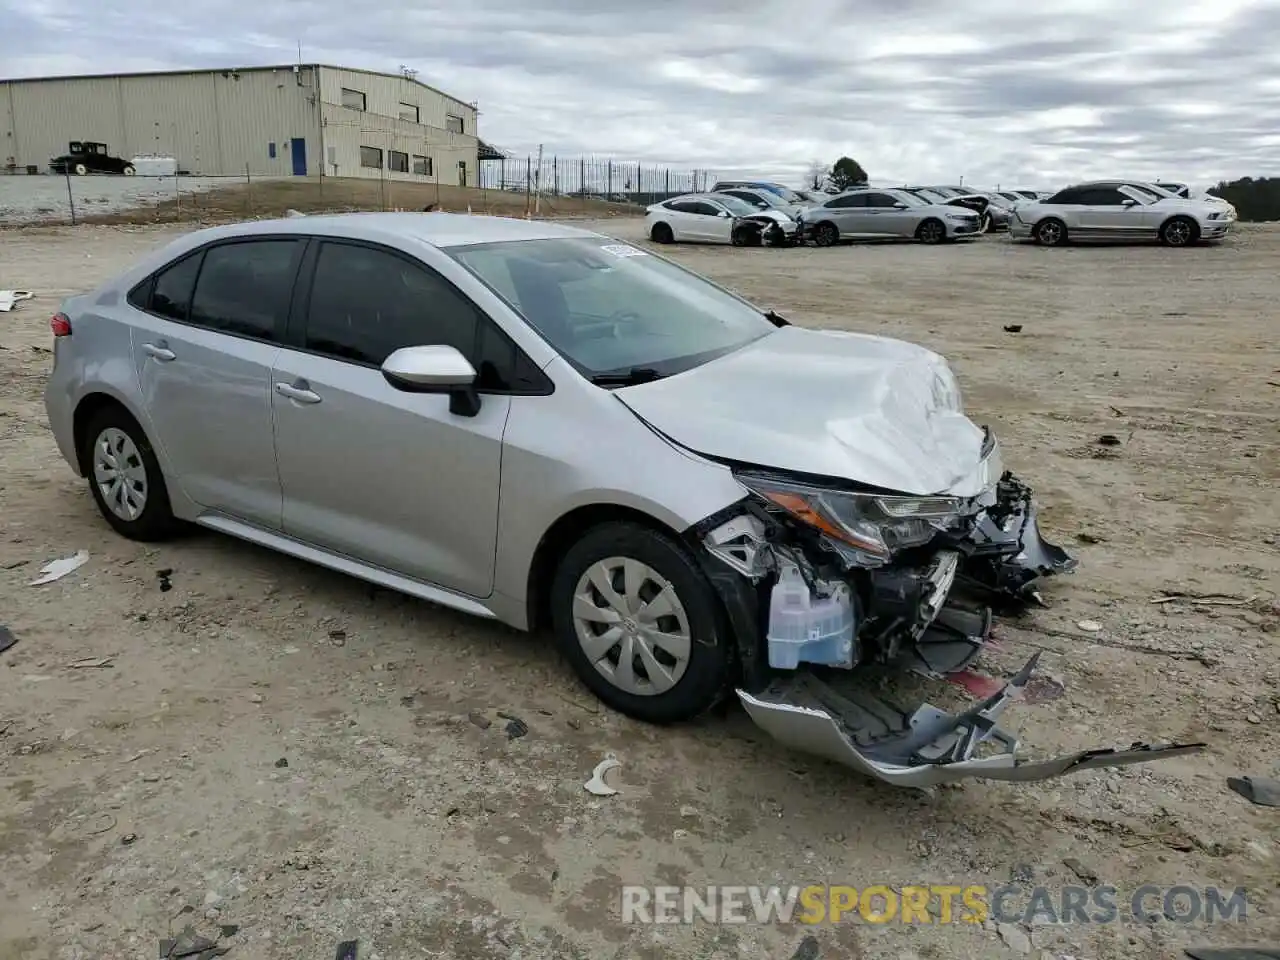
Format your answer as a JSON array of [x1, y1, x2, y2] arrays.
[[1008, 180, 1235, 247]]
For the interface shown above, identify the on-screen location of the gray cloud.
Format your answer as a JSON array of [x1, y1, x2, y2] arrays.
[[2, 0, 1278, 188]]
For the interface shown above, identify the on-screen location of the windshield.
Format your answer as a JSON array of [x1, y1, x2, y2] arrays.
[[714, 195, 762, 216], [447, 237, 776, 380]]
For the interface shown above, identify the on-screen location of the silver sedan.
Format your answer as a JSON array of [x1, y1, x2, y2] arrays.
[[798, 188, 982, 245]]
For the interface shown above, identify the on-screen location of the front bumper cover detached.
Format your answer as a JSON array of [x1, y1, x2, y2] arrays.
[[727, 471, 1205, 786], [737, 653, 1205, 788]]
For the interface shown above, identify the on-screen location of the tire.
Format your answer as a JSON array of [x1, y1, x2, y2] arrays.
[[73, 163, 88, 176], [80, 405, 183, 541], [650, 222, 673, 244], [1160, 216, 1199, 247], [1034, 218, 1068, 246], [812, 221, 839, 247], [122, 165, 136, 176], [550, 522, 730, 724], [915, 218, 946, 244]]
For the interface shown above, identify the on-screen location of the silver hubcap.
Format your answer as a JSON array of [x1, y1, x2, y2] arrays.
[[93, 427, 148, 521], [572, 557, 692, 696], [1167, 221, 1190, 245]]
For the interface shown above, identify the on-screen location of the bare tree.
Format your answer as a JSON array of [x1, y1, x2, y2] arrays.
[[805, 160, 829, 192]]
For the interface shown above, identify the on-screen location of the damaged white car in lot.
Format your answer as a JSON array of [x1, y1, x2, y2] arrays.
[[43, 213, 1203, 787], [645, 193, 798, 247]]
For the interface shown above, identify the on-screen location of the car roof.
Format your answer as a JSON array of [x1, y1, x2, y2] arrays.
[[665, 193, 729, 203], [171, 212, 602, 250]]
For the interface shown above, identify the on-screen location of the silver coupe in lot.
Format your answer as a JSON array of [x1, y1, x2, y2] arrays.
[[1008, 181, 1236, 246], [798, 188, 982, 245], [43, 212, 1202, 786]]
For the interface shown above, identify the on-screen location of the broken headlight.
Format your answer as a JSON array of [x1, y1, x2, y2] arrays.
[[737, 474, 967, 566]]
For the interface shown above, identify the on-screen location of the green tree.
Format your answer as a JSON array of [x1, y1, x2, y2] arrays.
[[1210, 176, 1280, 222], [828, 156, 869, 192]]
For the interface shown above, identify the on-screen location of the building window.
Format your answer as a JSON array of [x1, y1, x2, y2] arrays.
[[388, 150, 409, 173], [268, 142, 276, 159], [359, 146, 382, 169], [398, 102, 419, 123], [445, 114, 464, 134], [412, 155, 432, 176], [341, 87, 367, 111]]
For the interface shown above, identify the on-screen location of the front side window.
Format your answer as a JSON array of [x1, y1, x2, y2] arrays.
[[305, 242, 477, 366], [827, 194, 865, 208], [863, 192, 899, 207], [189, 240, 300, 341], [447, 238, 776, 381]]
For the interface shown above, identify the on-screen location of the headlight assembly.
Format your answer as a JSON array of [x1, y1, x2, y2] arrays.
[[736, 474, 968, 566]]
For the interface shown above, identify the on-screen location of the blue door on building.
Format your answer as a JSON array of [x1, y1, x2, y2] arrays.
[[290, 138, 307, 176]]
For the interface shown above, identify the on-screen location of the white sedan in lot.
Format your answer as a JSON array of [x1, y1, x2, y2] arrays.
[[1008, 181, 1236, 247], [644, 193, 799, 246]]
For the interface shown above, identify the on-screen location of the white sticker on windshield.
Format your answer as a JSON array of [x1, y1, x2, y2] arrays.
[[600, 243, 648, 258]]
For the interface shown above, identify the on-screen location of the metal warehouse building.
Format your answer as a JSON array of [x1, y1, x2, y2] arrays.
[[1, 64, 502, 184]]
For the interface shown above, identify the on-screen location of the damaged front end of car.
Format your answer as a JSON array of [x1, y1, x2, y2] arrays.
[[731, 213, 798, 248], [691, 438, 1205, 787]]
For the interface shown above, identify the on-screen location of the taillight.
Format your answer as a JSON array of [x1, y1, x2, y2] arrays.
[[50, 312, 72, 337]]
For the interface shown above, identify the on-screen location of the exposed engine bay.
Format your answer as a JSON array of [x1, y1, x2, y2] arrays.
[[694, 457, 1206, 787], [730, 213, 796, 247]]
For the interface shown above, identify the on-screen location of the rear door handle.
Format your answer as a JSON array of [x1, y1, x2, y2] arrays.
[[275, 381, 322, 404], [142, 341, 176, 362]]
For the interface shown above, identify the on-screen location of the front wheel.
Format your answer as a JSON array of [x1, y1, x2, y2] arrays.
[[1160, 216, 1198, 247], [550, 523, 730, 724], [812, 221, 839, 247], [916, 218, 946, 244], [122, 165, 136, 176]]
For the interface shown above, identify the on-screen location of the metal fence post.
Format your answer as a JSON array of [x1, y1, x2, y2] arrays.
[[63, 168, 76, 225]]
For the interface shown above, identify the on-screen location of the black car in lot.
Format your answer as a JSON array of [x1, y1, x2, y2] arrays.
[[49, 141, 135, 176]]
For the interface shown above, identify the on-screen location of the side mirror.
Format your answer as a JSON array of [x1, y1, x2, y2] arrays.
[[717, 209, 730, 218], [381, 344, 481, 417], [891, 202, 908, 209], [1120, 198, 1137, 206]]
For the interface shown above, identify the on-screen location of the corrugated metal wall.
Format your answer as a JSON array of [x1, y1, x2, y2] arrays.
[[317, 67, 479, 185]]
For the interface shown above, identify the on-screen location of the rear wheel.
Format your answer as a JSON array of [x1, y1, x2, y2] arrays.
[[550, 523, 729, 724], [80, 405, 182, 541], [812, 221, 839, 247], [1034, 218, 1068, 246], [649, 221, 673, 244], [916, 218, 946, 244], [73, 162, 88, 176], [1160, 216, 1198, 247]]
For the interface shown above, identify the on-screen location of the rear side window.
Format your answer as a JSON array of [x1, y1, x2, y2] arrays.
[[827, 194, 864, 208], [305, 242, 477, 366], [147, 253, 203, 321], [189, 240, 301, 341]]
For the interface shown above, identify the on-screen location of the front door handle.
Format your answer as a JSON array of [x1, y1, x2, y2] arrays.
[[275, 380, 322, 404], [142, 341, 176, 362]]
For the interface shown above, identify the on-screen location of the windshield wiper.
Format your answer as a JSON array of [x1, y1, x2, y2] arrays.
[[765, 310, 790, 328], [588, 367, 664, 387]]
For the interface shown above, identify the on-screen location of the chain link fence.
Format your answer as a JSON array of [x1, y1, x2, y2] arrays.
[[0, 155, 729, 227]]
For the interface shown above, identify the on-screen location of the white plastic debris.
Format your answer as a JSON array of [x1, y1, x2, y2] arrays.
[[0, 290, 34, 312], [584, 755, 622, 796], [29, 550, 89, 586], [1076, 619, 1103, 633]]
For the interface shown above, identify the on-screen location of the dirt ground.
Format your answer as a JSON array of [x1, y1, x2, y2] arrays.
[[1, 220, 1277, 960]]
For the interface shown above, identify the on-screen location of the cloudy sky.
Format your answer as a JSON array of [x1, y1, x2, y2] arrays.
[[3, 0, 1279, 189]]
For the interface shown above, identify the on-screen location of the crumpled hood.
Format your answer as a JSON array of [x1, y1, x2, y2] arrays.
[[741, 210, 793, 225], [615, 326, 991, 496]]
